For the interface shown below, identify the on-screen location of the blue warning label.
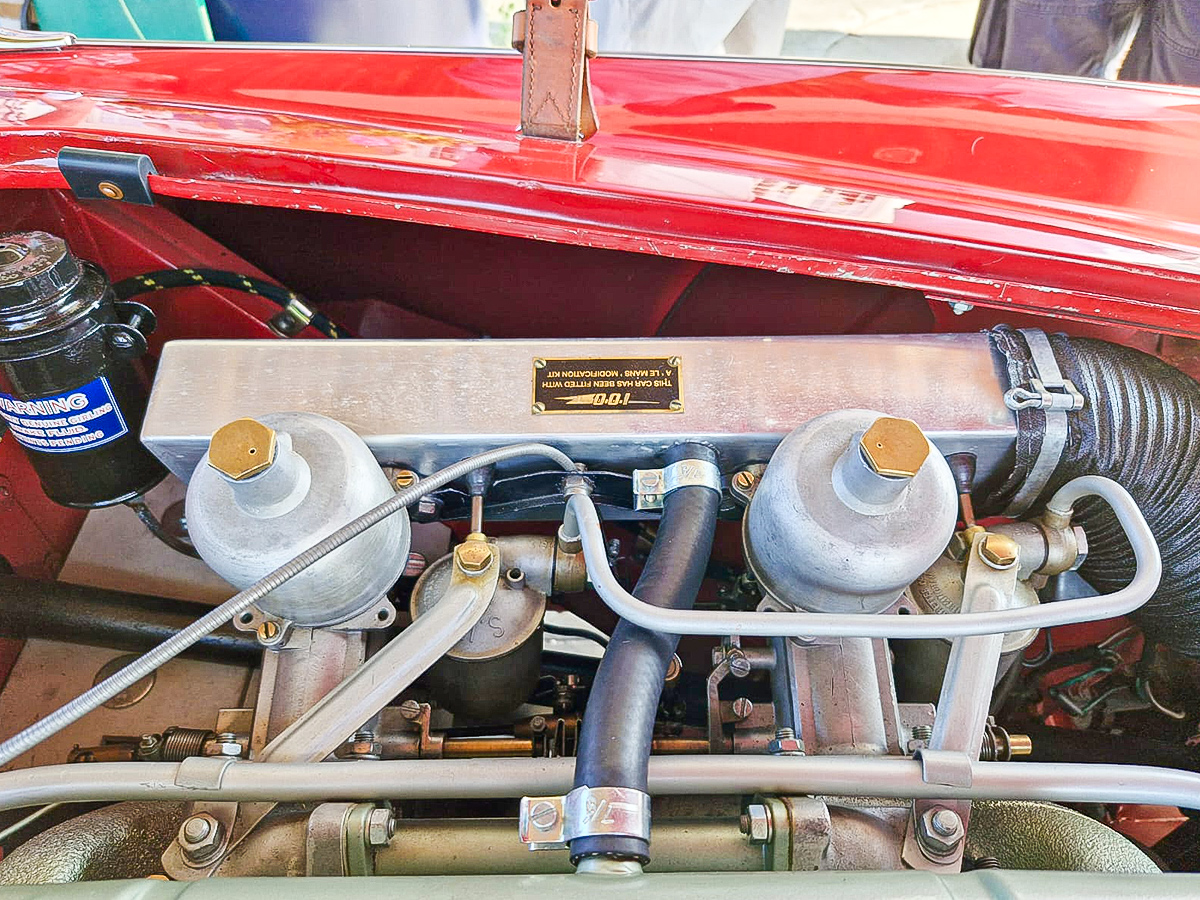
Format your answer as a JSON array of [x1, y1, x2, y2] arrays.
[[0, 377, 129, 454]]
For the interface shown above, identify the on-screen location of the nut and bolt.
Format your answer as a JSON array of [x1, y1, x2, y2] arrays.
[[907, 723, 934, 753], [399, 699, 424, 721], [528, 800, 560, 833], [918, 806, 965, 858], [529, 715, 547, 733], [178, 813, 224, 863], [343, 730, 382, 760], [731, 697, 754, 721], [980, 533, 1019, 569], [739, 804, 772, 844], [456, 537, 494, 575], [728, 649, 752, 678], [768, 727, 805, 756], [138, 733, 161, 754], [366, 808, 396, 847], [203, 732, 244, 758]]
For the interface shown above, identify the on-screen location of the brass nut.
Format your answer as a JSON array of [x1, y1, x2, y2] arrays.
[[860, 417, 930, 478], [456, 539, 495, 574], [980, 533, 1020, 569], [208, 418, 277, 481]]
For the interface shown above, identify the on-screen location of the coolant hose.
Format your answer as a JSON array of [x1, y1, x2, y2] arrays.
[[987, 327, 1200, 656], [570, 443, 720, 865]]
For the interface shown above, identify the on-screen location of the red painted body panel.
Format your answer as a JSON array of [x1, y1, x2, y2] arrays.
[[0, 48, 1197, 333]]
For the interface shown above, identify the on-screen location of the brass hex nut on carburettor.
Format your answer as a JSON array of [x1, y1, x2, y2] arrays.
[[859, 416, 930, 478], [207, 418, 278, 481], [456, 533, 495, 574]]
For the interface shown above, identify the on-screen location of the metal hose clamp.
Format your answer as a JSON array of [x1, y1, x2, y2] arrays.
[[519, 786, 651, 850], [632, 457, 721, 511]]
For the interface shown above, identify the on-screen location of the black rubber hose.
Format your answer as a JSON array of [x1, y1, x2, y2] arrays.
[[986, 327, 1200, 655], [0, 576, 260, 663], [569, 443, 719, 865]]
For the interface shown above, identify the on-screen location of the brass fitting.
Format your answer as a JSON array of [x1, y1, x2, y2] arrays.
[[980, 532, 1020, 569], [456, 533, 495, 575], [860, 417, 930, 478], [207, 418, 277, 481]]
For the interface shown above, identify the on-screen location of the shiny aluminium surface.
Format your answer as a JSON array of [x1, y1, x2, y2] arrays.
[[141, 334, 1016, 480], [0, 47, 1197, 334]]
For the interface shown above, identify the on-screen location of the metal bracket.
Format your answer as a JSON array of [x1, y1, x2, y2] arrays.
[[914, 749, 974, 787], [58, 147, 157, 206], [632, 458, 721, 510], [512, 0, 599, 141], [1003, 328, 1084, 515]]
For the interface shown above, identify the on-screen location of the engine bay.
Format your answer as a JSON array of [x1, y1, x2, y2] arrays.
[[1, 189, 1199, 887]]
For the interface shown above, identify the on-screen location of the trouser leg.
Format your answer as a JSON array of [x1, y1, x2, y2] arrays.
[[971, 0, 1141, 77], [1120, 0, 1200, 85]]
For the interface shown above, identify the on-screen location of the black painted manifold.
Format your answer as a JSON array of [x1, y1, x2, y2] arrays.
[[985, 326, 1200, 656]]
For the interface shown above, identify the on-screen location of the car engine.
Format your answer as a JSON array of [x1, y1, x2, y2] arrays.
[[0, 226, 1197, 884]]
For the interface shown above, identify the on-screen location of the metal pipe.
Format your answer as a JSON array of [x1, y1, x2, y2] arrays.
[[375, 816, 761, 875], [0, 442, 576, 768], [3, 756, 1200, 813], [442, 738, 535, 758], [0, 576, 259, 663], [568, 475, 1161, 638]]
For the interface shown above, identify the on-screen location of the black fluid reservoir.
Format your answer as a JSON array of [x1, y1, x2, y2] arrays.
[[0, 231, 165, 508]]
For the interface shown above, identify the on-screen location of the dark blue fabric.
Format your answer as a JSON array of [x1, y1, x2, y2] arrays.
[[972, 0, 1200, 86]]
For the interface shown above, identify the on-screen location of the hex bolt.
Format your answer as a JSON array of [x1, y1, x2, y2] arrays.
[[366, 808, 396, 847], [456, 538, 494, 575], [138, 733, 160, 753], [182, 816, 211, 843], [739, 804, 772, 844], [918, 806, 965, 858], [529, 800, 560, 833], [931, 808, 960, 837], [980, 533, 1019, 569], [178, 812, 224, 864]]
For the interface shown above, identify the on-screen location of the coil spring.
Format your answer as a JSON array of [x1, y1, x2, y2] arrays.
[[160, 726, 214, 761], [972, 856, 1002, 870]]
